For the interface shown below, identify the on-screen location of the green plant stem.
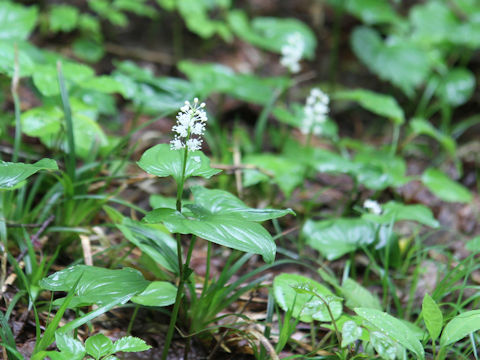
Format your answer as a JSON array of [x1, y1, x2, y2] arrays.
[[127, 304, 140, 335], [390, 124, 400, 155], [162, 146, 192, 360]]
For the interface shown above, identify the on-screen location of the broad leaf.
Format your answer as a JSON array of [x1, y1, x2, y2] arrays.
[[351, 26, 431, 97], [436, 68, 476, 107], [33, 62, 94, 97], [112, 336, 151, 353], [228, 10, 316, 58], [117, 218, 178, 274], [422, 293, 443, 342], [335, 89, 405, 125], [113, 61, 195, 114], [370, 331, 397, 360], [0, 2, 37, 40], [362, 201, 440, 228], [0, 159, 58, 190], [130, 281, 177, 307], [410, 118, 456, 156], [49, 5, 79, 33], [341, 278, 382, 310], [303, 218, 376, 260], [243, 153, 306, 197], [345, 0, 402, 25], [341, 320, 363, 347], [273, 273, 342, 323], [440, 310, 480, 347], [0, 40, 35, 76], [191, 186, 294, 222], [21, 106, 63, 137], [85, 334, 113, 360], [39, 265, 149, 308], [55, 333, 85, 358], [410, 1, 458, 45], [179, 61, 290, 105], [144, 207, 276, 263], [355, 307, 425, 359], [137, 144, 221, 183], [421, 168, 472, 203]]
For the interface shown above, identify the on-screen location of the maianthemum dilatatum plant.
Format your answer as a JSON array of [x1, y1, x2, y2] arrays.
[[137, 98, 293, 359]]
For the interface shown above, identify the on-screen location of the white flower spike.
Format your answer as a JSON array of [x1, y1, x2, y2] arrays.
[[301, 87, 329, 136], [280, 32, 305, 74], [363, 199, 382, 215], [170, 98, 207, 152]]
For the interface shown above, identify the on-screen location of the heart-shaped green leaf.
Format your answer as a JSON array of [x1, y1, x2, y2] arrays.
[[144, 207, 276, 263], [273, 273, 342, 322], [335, 89, 405, 124], [85, 334, 113, 360], [303, 218, 376, 260], [130, 281, 177, 307], [0, 2, 38, 40], [421, 168, 472, 203], [137, 144, 221, 184], [39, 266, 149, 308], [191, 186, 294, 221], [0, 159, 58, 190], [355, 307, 425, 359]]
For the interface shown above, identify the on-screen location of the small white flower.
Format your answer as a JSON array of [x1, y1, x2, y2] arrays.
[[301, 87, 329, 135], [280, 32, 305, 74], [170, 99, 208, 151], [363, 199, 382, 215]]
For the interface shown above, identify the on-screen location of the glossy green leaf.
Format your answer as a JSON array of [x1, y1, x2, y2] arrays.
[[137, 144, 221, 184], [39, 265, 149, 308], [177, 0, 231, 39], [130, 281, 177, 307], [351, 26, 431, 97], [341, 278, 382, 310], [191, 186, 294, 222], [410, 118, 456, 156], [0, 40, 35, 76], [345, 0, 402, 25], [85, 334, 113, 360], [437, 68, 476, 107], [243, 154, 306, 196], [303, 218, 376, 260], [111, 336, 151, 353], [335, 89, 405, 124], [144, 207, 276, 263], [440, 310, 480, 346], [421, 168, 472, 203], [55, 333, 85, 358], [422, 293, 443, 342], [341, 320, 363, 347], [273, 273, 342, 323], [117, 218, 178, 274], [355, 307, 425, 359], [21, 106, 63, 137], [228, 10, 316, 58], [0, 159, 58, 190], [370, 331, 397, 360], [0, 2, 37, 40], [362, 201, 440, 228], [49, 5, 79, 33], [179, 61, 290, 105], [410, 1, 458, 45], [79, 76, 125, 95], [112, 60, 195, 114]]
